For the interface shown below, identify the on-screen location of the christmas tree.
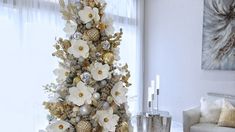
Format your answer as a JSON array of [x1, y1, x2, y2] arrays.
[[42, 0, 132, 131]]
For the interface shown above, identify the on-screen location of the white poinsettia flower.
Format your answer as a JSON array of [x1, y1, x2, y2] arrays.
[[68, 81, 94, 106], [67, 39, 89, 58], [63, 20, 77, 37], [46, 120, 71, 132], [78, 6, 100, 23], [53, 64, 69, 83], [111, 81, 128, 105], [90, 62, 110, 81], [101, 15, 115, 36], [96, 108, 119, 132]]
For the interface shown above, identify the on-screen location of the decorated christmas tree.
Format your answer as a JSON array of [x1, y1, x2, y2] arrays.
[[42, 0, 132, 131]]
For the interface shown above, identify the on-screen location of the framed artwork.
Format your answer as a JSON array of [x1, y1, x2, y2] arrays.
[[202, 0, 235, 70]]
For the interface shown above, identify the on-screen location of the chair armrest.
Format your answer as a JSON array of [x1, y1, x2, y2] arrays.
[[183, 106, 200, 132]]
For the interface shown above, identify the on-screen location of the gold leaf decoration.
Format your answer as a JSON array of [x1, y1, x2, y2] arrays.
[[43, 102, 73, 120]]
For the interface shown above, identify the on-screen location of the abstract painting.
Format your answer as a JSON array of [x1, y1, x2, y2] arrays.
[[202, 0, 235, 70]]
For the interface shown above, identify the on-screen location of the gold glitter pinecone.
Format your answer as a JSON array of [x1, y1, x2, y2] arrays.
[[76, 120, 92, 132]]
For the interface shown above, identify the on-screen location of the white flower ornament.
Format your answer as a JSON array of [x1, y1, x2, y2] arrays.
[[53, 64, 69, 83], [79, 6, 100, 23], [68, 39, 89, 58], [96, 108, 119, 132], [63, 20, 77, 37], [111, 81, 128, 105], [90, 62, 110, 81], [46, 120, 71, 132], [68, 81, 94, 106], [101, 15, 115, 36]]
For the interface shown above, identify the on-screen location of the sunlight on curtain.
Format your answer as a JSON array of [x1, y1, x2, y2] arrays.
[[0, 0, 142, 131]]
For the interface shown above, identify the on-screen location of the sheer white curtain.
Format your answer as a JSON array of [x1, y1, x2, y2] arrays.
[[0, 0, 143, 131]]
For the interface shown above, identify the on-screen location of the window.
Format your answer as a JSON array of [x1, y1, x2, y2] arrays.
[[0, 0, 143, 131]]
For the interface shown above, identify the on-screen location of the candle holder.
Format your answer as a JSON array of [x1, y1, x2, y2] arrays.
[[156, 89, 159, 112], [135, 111, 171, 132], [147, 75, 160, 114]]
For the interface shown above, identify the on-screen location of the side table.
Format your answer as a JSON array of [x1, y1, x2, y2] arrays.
[[134, 111, 172, 132]]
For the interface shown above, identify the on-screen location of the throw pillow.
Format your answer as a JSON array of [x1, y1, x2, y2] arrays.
[[200, 97, 223, 123], [218, 100, 235, 128]]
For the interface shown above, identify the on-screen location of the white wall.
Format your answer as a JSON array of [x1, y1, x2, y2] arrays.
[[144, 0, 235, 122]]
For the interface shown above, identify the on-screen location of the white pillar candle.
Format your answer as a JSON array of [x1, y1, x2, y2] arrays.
[[148, 86, 152, 101], [156, 75, 160, 90], [150, 80, 155, 94]]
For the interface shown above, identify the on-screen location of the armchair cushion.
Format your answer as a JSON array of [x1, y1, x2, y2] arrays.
[[218, 100, 235, 128], [200, 97, 223, 123]]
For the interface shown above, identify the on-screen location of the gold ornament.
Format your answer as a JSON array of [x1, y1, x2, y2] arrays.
[[62, 40, 71, 50], [82, 33, 90, 41], [86, 28, 100, 41], [107, 96, 113, 104], [103, 52, 114, 64], [76, 121, 92, 132], [98, 23, 107, 30], [73, 77, 81, 85], [117, 122, 129, 132]]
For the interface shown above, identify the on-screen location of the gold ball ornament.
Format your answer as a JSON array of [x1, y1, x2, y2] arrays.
[[107, 96, 113, 104], [73, 77, 81, 85], [98, 23, 107, 30], [62, 40, 71, 50], [103, 52, 115, 64], [76, 121, 92, 132], [117, 122, 129, 132], [86, 28, 100, 41]]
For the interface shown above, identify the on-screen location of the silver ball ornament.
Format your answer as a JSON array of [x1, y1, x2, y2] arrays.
[[100, 80, 107, 86], [78, 57, 84, 63], [86, 23, 92, 29], [102, 40, 110, 50], [93, 93, 100, 100], [95, 52, 102, 57], [80, 105, 92, 116], [73, 32, 82, 39], [102, 102, 110, 110], [80, 72, 91, 83]]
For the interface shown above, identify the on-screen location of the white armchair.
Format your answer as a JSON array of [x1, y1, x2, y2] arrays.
[[183, 106, 235, 132], [183, 107, 200, 132]]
